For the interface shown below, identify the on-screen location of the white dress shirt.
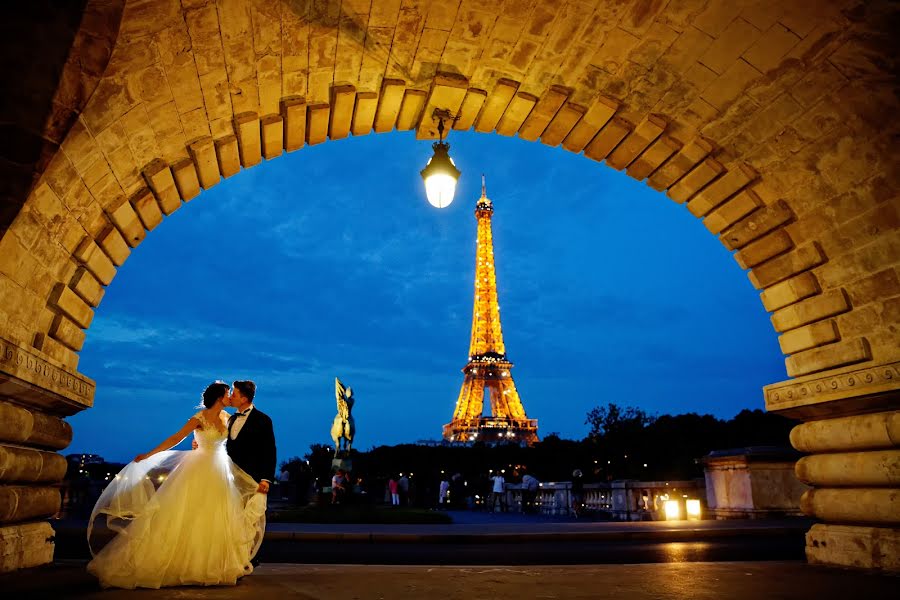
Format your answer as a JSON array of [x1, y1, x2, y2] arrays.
[[229, 404, 254, 440]]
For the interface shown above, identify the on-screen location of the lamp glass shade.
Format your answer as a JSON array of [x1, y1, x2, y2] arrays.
[[420, 142, 461, 209], [424, 173, 457, 208]]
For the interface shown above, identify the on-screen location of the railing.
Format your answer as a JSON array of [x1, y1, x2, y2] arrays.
[[499, 482, 612, 516], [487, 480, 705, 519]]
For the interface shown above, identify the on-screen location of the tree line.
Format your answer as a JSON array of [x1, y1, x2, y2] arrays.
[[277, 405, 795, 505]]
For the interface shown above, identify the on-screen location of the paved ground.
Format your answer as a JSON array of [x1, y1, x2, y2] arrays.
[[2, 561, 896, 599], [54, 514, 812, 564]]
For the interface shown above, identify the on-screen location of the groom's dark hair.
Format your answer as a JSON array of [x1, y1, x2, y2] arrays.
[[232, 380, 256, 402]]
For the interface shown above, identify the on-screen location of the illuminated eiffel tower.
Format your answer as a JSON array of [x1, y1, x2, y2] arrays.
[[442, 177, 539, 445]]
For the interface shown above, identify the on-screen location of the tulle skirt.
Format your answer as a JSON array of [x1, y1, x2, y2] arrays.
[[86, 446, 266, 589]]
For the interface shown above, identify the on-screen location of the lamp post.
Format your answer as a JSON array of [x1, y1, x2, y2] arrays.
[[420, 109, 461, 208]]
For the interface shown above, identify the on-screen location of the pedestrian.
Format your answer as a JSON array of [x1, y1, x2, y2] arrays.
[[490, 471, 506, 512], [450, 473, 465, 509], [388, 476, 400, 506], [331, 469, 346, 505], [521, 471, 540, 514], [278, 466, 291, 501], [439, 477, 450, 507], [398, 473, 409, 506], [571, 469, 584, 518]]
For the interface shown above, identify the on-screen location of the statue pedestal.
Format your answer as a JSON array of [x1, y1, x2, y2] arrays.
[[332, 457, 352, 474]]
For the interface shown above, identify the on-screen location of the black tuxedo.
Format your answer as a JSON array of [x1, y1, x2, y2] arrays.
[[226, 407, 277, 484]]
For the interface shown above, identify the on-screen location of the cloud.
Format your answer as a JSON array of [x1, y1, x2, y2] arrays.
[[72, 131, 788, 462]]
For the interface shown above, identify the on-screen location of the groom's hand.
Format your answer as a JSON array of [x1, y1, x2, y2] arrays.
[[257, 481, 270, 494]]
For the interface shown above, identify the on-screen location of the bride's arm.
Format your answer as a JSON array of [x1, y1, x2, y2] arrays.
[[135, 417, 200, 462]]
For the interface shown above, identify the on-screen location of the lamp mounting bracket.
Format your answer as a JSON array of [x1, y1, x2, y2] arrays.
[[431, 108, 461, 142]]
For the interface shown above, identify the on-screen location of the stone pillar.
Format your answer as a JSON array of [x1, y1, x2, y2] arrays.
[[765, 360, 900, 572], [0, 336, 94, 572]]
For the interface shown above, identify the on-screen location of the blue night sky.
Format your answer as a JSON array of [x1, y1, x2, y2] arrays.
[[67, 130, 786, 463]]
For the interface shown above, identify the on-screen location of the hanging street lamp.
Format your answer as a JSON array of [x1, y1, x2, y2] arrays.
[[420, 109, 461, 208]]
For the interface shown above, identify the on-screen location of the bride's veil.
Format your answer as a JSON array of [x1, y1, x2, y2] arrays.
[[86, 450, 185, 556]]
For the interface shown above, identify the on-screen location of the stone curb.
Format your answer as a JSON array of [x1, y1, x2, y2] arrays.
[[261, 525, 807, 544]]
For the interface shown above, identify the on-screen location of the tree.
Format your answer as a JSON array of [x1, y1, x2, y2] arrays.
[[304, 443, 334, 489], [585, 403, 655, 438]]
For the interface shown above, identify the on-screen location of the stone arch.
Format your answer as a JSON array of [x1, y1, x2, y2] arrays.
[[0, 0, 897, 572]]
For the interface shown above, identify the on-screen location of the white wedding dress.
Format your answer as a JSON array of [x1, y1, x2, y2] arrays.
[[87, 410, 267, 589]]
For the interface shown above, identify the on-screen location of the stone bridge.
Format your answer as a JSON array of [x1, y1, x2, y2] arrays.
[[0, 0, 897, 572]]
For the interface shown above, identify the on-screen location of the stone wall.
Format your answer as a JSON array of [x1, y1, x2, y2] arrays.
[[1, 1, 897, 377], [703, 448, 809, 518], [0, 0, 896, 572]]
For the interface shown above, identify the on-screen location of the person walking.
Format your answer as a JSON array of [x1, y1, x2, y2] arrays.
[[571, 469, 584, 518], [438, 477, 450, 507], [397, 474, 409, 506], [331, 469, 347, 505], [521, 472, 540, 514], [490, 472, 506, 513], [388, 476, 400, 506]]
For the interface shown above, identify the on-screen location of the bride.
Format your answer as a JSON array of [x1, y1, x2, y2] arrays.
[[87, 381, 266, 589]]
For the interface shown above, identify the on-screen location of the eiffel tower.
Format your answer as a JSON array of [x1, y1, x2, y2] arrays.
[[442, 177, 539, 445]]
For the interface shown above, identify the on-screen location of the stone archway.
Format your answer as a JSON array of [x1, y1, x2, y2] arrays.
[[0, 0, 897, 572]]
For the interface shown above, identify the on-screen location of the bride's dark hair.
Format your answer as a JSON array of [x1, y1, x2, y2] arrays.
[[202, 381, 229, 409]]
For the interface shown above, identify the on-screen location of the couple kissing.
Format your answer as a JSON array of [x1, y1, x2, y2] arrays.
[[86, 380, 277, 589]]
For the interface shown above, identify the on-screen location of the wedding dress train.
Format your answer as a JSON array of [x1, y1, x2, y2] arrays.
[[87, 411, 266, 589]]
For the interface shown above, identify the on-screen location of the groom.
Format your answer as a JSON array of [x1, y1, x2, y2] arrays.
[[226, 380, 277, 494]]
